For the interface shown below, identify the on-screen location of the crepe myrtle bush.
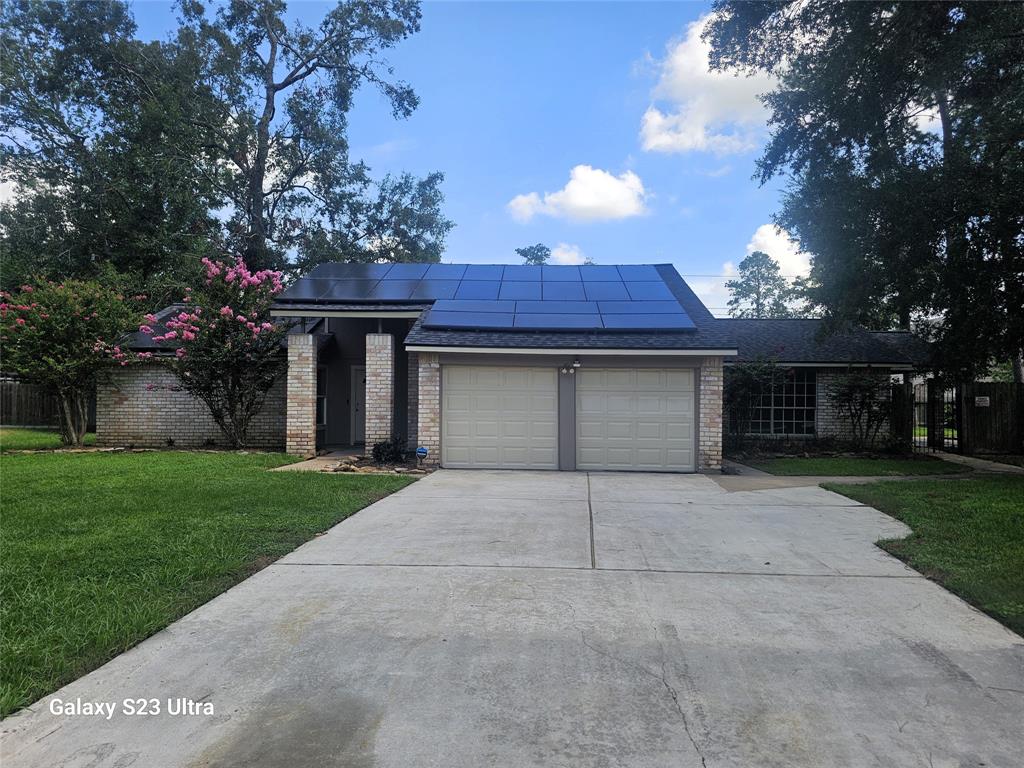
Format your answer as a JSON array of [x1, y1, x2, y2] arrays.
[[138, 256, 291, 448], [0, 279, 144, 446]]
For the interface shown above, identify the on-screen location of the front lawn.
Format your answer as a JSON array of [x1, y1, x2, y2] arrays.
[[826, 476, 1024, 636], [744, 455, 967, 476], [0, 426, 96, 451], [0, 450, 412, 717]]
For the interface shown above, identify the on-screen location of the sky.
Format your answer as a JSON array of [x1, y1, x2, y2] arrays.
[[131, 0, 806, 316]]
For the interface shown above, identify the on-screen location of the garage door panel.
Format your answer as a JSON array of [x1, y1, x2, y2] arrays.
[[576, 368, 695, 472], [443, 366, 558, 470]]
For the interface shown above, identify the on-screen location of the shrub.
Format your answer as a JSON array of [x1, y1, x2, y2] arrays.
[[371, 439, 407, 465]]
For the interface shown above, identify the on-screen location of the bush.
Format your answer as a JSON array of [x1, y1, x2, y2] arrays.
[[371, 439, 407, 465]]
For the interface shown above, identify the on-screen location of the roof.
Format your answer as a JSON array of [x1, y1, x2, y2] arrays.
[[719, 319, 928, 366]]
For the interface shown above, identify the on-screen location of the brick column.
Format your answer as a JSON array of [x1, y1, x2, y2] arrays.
[[406, 351, 419, 446], [365, 333, 394, 445], [698, 356, 724, 471], [416, 352, 440, 466], [286, 334, 317, 457]]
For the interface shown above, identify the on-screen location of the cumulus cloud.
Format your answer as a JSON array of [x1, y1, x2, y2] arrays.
[[507, 165, 648, 223], [746, 223, 809, 276], [687, 261, 738, 318], [550, 243, 586, 265], [640, 14, 775, 155]]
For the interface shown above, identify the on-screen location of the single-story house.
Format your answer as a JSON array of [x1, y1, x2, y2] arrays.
[[97, 263, 925, 471]]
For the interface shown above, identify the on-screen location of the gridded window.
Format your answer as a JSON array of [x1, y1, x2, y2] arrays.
[[747, 369, 816, 436]]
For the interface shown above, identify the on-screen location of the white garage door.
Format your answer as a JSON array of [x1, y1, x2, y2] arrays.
[[442, 366, 558, 469], [576, 368, 695, 472]]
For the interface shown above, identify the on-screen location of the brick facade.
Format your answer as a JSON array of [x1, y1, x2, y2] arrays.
[[96, 364, 285, 449], [365, 333, 394, 445], [416, 352, 440, 466], [698, 356, 724, 471], [286, 334, 317, 456]]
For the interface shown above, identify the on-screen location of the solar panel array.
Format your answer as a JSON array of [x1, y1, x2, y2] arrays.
[[277, 263, 695, 332]]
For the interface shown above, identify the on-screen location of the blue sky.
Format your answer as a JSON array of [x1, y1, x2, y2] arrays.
[[132, 1, 804, 315]]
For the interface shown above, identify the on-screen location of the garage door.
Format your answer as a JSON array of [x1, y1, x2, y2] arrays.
[[576, 368, 695, 472], [442, 366, 558, 469]]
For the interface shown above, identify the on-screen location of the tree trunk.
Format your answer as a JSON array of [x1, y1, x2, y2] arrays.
[[56, 389, 87, 447], [1013, 352, 1024, 384], [244, 25, 279, 270]]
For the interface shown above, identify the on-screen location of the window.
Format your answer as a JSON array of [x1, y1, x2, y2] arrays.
[[316, 366, 327, 427], [748, 368, 816, 436]]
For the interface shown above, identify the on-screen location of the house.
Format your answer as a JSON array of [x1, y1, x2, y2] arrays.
[[96, 263, 925, 471]]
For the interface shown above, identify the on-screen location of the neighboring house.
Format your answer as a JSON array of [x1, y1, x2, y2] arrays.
[[97, 263, 924, 471]]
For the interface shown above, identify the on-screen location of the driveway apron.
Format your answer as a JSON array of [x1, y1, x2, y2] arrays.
[[2, 470, 1022, 768]]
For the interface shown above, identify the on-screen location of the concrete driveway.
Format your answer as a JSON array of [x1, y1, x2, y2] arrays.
[[3, 471, 1022, 767]]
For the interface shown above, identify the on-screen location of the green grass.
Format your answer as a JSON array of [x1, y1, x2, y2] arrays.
[[825, 476, 1024, 636], [0, 450, 412, 717], [745, 456, 967, 476], [0, 427, 96, 451], [913, 426, 957, 438]]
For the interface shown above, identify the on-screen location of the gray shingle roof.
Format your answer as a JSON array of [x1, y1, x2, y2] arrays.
[[719, 319, 928, 366]]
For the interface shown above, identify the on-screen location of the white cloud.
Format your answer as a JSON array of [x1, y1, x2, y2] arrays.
[[640, 14, 775, 155], [550, 243, 586, 265], [687, 261, 738, 318], [746, 223, 809, 276], [0, 179, 21, 206], [507, 165, 648, 223]]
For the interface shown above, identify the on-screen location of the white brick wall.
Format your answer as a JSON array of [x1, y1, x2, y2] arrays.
[[286, 334, 317, 456], [699, 356, 724, 471], [406, 351, 419, 445], [416, 353, 440, 466], [97, 364, 285, 449], [816, 368, 892, 441], [365, 333, 394, 444]]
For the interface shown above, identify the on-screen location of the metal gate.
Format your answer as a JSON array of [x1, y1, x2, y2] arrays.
[[912, 379, 960, 453]]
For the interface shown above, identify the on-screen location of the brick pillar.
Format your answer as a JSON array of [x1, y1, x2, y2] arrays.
[[406, 351, 419, 446], [698, 356, 724, 471], [365, 333, 394, 445], [286, 334, 317, 457], [416, 352, 440, 466]]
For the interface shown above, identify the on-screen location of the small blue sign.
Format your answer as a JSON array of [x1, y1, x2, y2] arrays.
[[416, 446, 429, 458]]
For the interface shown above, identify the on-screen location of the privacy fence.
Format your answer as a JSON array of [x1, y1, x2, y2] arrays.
[[0, 377, 97, 430]]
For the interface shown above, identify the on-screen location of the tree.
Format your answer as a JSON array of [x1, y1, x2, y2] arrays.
[[0, 278, 142, 445], [705, 2, 1024, 379], [138, 256, 291, 448], [726, 251, 795, 318], [0, 0, 220, 300], [177, 0, 454, 270], [515, 244, 550, 265], [825, 370, 893, 449]]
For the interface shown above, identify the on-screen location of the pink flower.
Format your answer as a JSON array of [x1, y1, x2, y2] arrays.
[[220, 306, 233, 317], [235, 315, 246, 323], [15, 318, 25, 326], [260, 322, 273, 330], [163, 331, 177, 340], [175, 348, 187, 359], [182, 331, 195, 341], [145, 313, 158, 324], [139, 325, 154, 334]]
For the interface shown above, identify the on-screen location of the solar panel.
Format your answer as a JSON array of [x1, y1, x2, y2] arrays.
[[598, 300, 683, 314], [433, 299, 516, 313], [309, 263, 393, 280], [498, 282, 542, 300], [515, 301, 598, 314], [583, 282, 630, 301], [424, 310, 514, 329], [541, 265, 581, 282], [411, 280, 460, 299], [278, 278, 335, 301], [455, 280, 501, 300], [318, 280, 381, 300], [424, 264, 467, 280], [513, 314, 603, 329], [501, 265, 542, 281], [616, 265, 661, 281], [364, 280, 420, 300], [601, 313, 695, 330], [624, 281, 675, 300], [579, 265, 622, 282], [462, 265, 504, 280], [542, 282, 586, 301], [383, 263, 430, 280]]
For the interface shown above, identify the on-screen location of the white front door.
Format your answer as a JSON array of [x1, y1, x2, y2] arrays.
[[576, 368, 695, 472], [350, 365, 366, 445], [441, 366, 558, 469]]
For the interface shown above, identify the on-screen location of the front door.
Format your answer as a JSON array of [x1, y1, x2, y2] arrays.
[[351, 365, 366, 445]]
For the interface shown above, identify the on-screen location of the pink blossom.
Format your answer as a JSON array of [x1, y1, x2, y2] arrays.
[[220, 306, 233, 317], [15, 318, 25, 326], [139, 325, 154, 334], [182, 331, 195, 341], [21, 285, 33, 292], [260, 322, 273, 330], [175, 348, 187, 359], [163, 331, 178, 340], [235, 315, 246, 323], [145, 313, 157, 324]]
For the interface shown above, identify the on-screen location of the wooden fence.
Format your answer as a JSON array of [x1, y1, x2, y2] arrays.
[[0, 378, 60, 427], [959, 382, 1024, 455]]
